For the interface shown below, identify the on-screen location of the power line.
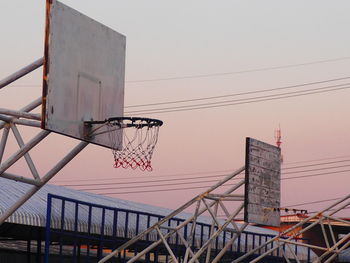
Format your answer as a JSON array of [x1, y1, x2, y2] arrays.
[[76, 169, 350, 195], [125, 77, 350, 108], [64, 163, 350, 189], [125, 56, 350, 83], [281, 155, 350, 165], [125, 85, 350, 115], [284, 197, 343, 207], [56, 158, 350, 186], [9, 57, 350, 87]]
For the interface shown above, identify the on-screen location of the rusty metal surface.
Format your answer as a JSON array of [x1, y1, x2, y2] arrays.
[[244, 137, 281, 227], [42, 0, 125, 149]]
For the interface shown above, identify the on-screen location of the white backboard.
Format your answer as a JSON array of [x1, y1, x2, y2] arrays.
[[42, 0, 125, 149], [244, 137, 281, 227]]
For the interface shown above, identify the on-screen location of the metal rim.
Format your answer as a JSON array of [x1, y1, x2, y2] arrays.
[[85, 117, 163, 127]]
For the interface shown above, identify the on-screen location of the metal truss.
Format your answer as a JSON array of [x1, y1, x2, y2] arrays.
[[0, 58, 88, 225], [99, 167, 349, 263], [233, 194, 350, 263], [99, 166, 248, 263]]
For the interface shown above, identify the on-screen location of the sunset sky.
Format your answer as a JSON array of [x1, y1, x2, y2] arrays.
[[1, 0, 349, 217]]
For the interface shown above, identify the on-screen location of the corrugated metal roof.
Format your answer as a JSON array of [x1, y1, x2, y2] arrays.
[[0, 177, 272, 233], [0, 178, 316, 260]]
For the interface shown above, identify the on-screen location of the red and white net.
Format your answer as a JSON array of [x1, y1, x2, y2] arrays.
[[107, 118, 162, 171]]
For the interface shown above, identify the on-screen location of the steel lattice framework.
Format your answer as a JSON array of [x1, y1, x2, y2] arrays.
[[99, 168, 349, 263], [0, 58, 88, 225]]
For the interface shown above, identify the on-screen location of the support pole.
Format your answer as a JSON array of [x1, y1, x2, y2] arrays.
[[0, 141, 88, 225], [0, 58, 44, 89]]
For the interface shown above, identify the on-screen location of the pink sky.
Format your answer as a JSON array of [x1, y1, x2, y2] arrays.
[[1, 0, 349, 217]]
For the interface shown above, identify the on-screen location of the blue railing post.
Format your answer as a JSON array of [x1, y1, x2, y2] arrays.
[[44, 194, 52, 263]]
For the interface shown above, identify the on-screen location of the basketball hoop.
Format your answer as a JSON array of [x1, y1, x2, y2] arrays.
[[85, 117, 163, 171]]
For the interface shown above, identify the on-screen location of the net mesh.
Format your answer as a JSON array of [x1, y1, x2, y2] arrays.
[[107, 118, 161, 171]]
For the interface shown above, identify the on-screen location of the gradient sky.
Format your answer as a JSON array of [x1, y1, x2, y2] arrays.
[[1, 0, 350, 217]]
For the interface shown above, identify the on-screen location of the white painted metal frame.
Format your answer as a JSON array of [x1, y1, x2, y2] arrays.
[[99, 166, 248, 263], [233, 194, 350, 263], [0, 58, 88, 225], [99, 166, 349, 263]]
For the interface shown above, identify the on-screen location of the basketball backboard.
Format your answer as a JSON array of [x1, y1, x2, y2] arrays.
[[244, 137, 281, 227], [42, 0, 126, 149]]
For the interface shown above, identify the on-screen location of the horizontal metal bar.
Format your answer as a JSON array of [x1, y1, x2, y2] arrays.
[[0, 114, 12, 123], [0, 108, 41, 121], [205, 195, 244, 201], [279, 238, 328, 252], [0, 172, 41, 186], [207, 194, 245, 198], [0, 98, 42, 130], [12, 119, 41, 128], [0, 57, 44, 89]]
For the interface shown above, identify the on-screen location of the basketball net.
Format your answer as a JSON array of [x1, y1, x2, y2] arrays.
[[106, 118, 162, 171]]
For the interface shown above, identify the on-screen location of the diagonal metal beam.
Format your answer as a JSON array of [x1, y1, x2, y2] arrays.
[[0, 125, 10, 163], [99, 166, 246, 263], [0, 141, 88, 225], [10, 124, 40, 180], [0, 58, 43, 89], [0, 130, 50, 175], [211, 221, 248, 263], [232, 194, 350, 263], [155, 226, 179, 263], [183, 200, 201, 262], [189, 202, 245, 263]]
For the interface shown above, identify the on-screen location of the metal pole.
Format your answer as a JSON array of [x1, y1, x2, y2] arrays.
[[1, 172, 42, 186], [0, 97, 42, 129], [0, 57, 44, 89], [188, 203, 245, 263], [0, 125, 10, 163], [0, 141, 88, 225], [211, 222, 248, 263], [0, 108, 41, 120], [11, 124, 40, 180], [12, 119, 41, 128]]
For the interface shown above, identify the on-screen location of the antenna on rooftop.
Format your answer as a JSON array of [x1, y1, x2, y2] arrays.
[[275, 125, 283, 163], [275, 125, 282, 148]]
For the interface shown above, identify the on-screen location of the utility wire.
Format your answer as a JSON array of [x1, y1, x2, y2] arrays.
[[125, 85, 350, 115], [285, 197, 343, 207], [126, 77, 350, 108], [60, 159, 350, 187], [56, 158, 350, 186], [77, 169, 350, 194], [126, 56, 350, 83]]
